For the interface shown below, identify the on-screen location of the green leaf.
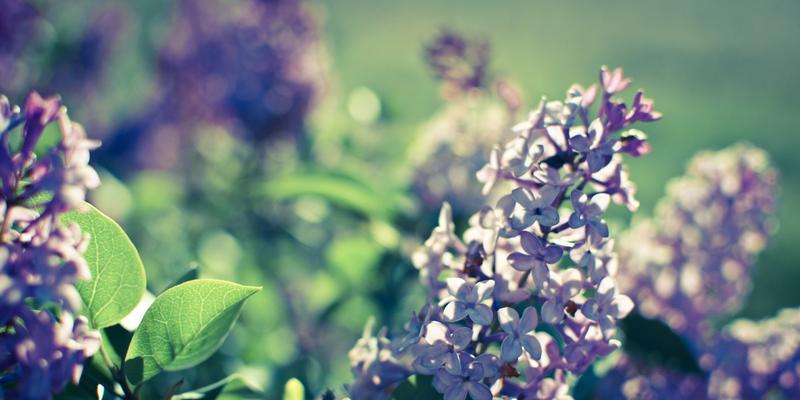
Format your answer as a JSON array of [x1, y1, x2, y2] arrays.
[[61, 203, 146, 328], [171, 373, 263, 400], [260, 171, 401, 221], [124, 279, 261, 385]]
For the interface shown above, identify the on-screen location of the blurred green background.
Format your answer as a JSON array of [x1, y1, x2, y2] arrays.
[[5, 0, 799, 397]]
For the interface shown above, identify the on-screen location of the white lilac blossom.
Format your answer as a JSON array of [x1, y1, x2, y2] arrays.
[[349, 66, 659, 398], [410, 30, 523, 213], [616, 144, 777, 341], [0, 92, 101, 399]]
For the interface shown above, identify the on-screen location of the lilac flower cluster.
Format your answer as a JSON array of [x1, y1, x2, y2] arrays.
[[411, 31, 523, 213], [349, 66, 660, 398], [616, 144, 777, 342], [593, 144, 796, 399], [129, 0, 326, 170], [0, 92, 101, 399]]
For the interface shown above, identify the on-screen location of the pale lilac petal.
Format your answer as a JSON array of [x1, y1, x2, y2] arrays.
[[497, 307, 520, 334], [541, 300, 563, 324], [610, 294, 634, 319], [469, 304, 494, 326], [444, 302, 468, 322], [451, 326, 473, 349], [519, 306, 538, 332], [520, 333, 543, 360], [500, 336, 522, 362], [465, 382, 492, 400], [475, 280, 495, 302]]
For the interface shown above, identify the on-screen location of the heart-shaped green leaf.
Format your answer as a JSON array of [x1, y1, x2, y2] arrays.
[[61, 203, 146, 328], [124, 279, 261, 385]]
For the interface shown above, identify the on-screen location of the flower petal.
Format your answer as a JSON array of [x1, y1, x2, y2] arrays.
[[519, 306, 538, 332], [443, 301, 468, 322], [541, 300, 563, 324], [521, 333, 543, 360], [497, 307, 520, 334], [469, 304, 494, 326], [500, 336, 522, 362]]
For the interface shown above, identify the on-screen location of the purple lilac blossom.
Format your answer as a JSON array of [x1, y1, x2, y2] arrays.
[[616, 144, 777, 343], [410, 30, 523, 213], [125, 0, 326, 171], [0, 92, 101, 399], [348, 66, 660, 398]]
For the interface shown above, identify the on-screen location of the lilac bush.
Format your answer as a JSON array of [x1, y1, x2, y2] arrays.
[[348, 66, 660, 398], [0, 92, 101, 398]]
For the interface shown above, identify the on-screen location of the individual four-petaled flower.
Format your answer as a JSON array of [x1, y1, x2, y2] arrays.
[[568, 190, 610, 240], [414, 321, 472, 373], [433, 353, 496, 400], [509, 185, 560, 230], [507, 231, 563, 284], [498, 306, 542, 362], [441, 278, 495, 326], [541, 269, 584, 324], [581, 277, 634, 339], [569, 119, 616, 173]]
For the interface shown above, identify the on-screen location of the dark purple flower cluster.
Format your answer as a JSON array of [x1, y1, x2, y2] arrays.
[[348, 67, 660, 399], [0, 92, 101, 399], [0, 0, 40, 96], [425, 29, 491, 97], [616, 144, 777, 342], [130, 0, 326, 170]]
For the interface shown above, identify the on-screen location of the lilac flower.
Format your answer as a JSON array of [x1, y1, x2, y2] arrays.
[[592, 158, 639, 211], [618, 128, 651, 157], [425, 29, 490, 96], [569, 236, 617, 285], [567, 190, 610, 239], [507, 231, 563, 283], [509, 185, 560, 229], [441, 278, 495, 325], [475, 146, 503, 194], [599, 66, 632, 95], [414, 321, 472, 373], [0, 92, 101, 398], [627, 90, 662, 123], [9, 309, 100, 400], [541, 269, 584, 324], [616, 144, 777, 340], [569, 119, 616, 172], [498, 306, 542, 362], [432, 353, 494, 400], [581, 277, 634, 338]]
